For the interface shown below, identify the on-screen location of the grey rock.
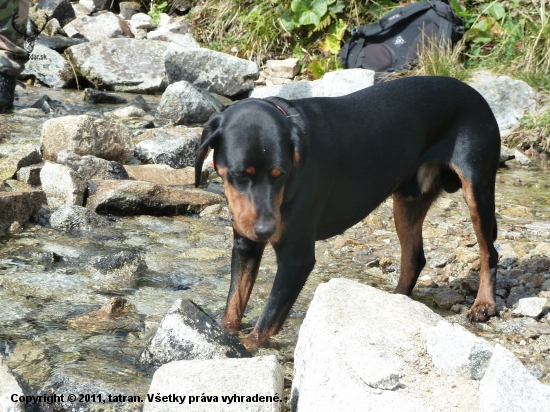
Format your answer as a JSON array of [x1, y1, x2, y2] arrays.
[[119, 1, 141, 19], [508, 285, 537, 306], [514, 149, 532, 165], [50, 205, 111, 232], [128, 95, 151, 112], [0, 360, 25, 412], [479, 344, 550, 411], [468, 71, 537, 133], [433, 289, 465, 309], [30, 94, 67, 114], [36, 33, 88, 52], [134, 128, 201, 168], [21, 43, 75, 88], [43, 18, 66, 36], [40, 115, 133, 163], [165, 45, 259, 97], [499, 145, 514, 164], [141, 299, 251, 367], [69, 12, 131, 41], [144, 356, 283, 412], [0, 190, 46, 235], [250, 69, 375, 99], [538, 334, 550, 352], [36, 0, 76, 26], [90, 250, 147, 277], [130, 13, 156, 30], [494, 317, 538, 335], [16, 163, 44, 186], [291, 278, 480, 411], [62, 22, 83, 38], [85, 179, 224, 215], [93, 0, 119, 11], [83, 88, 127, 104], [513, 297, 548, 318], [156, 80, 223, 125], [425, 321, 493, 379], [0, 144, 42, 180], [40, 162, 85, 207], [147, 30, 200, 49], [65, 38, 168, 93], [111, 105, 146, 118]]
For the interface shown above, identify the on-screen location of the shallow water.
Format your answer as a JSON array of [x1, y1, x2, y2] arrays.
[[1, 85, 550, 398]]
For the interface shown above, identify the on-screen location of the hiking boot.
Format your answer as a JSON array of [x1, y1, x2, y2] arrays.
[[0, 72, 17, 113]]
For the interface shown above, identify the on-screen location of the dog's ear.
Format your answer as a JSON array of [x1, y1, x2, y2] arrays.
[[195, 113, 223, 187], [284, 122, 307, 201]]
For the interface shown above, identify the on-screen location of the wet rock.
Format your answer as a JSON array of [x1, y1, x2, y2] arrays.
[[65, 39, 168, 93], [92, 250, 146, 273], [134, 127, 201, 168], [58, 150, 130, 180], [514, 149, 532, 166], [0, 144, 42, 180], [513, 297, 548, 318], [266, 58, 300, 79], [86, 180, 224, 215], [50, 205, 111, 232], [128, 95, 151, 112], [36, 33, 88, 52], [5, 341, 51, 390], [36, 0, 76, 26], [22, 43, 75, 88], [111, 105, 146, 118], [68, 297, 143, 333], [156, 80, 223, 125], [40, 162, 85, 207], [119, 1, 141, 19], [479, 344, 550, 411], [165, 45, 259, 97], [39, 373, 143, 412], [141, 299, 251, 367], [31, 94, 67, 114], [433, 289, 465, 310], [124, 164, 205, 185], [250, 69, 375, 99], [130, 13, 156, 30], [144, 356, 282, 412], [0, 360, 25, 412], [468, 71, 537, 133], [16, 163, 43, 186], [0, 190, 46, 234], [425, 321, 493, 379], [83, 88, 127, 104], [461, 278, 480, 294], [146, 31, 200, 49], [41, 115, 133, 163], [292, 279, 481, 411], [69, 12, 132, 41]]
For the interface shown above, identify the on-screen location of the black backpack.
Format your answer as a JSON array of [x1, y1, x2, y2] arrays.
[[340, 0, 465, 76]]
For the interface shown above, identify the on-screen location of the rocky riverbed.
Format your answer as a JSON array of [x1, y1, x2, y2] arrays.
[[0, 83, 549, 410]]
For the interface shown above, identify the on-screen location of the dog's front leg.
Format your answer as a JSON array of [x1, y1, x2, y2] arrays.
[[244, 240, 316, 349], [221, 229, 266, 334]]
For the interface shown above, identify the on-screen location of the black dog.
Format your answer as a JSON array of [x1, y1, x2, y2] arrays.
[[195, 76, 501, 348]]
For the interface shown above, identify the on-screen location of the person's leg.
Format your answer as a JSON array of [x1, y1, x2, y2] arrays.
[[0, 0, 30, 112]]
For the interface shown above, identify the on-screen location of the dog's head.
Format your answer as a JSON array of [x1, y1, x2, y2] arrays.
[[195, 99, 306, 242]]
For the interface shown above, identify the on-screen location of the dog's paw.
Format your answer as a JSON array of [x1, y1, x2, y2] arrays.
[[467, 300, 497, 322], [220, 318, 241, 335]]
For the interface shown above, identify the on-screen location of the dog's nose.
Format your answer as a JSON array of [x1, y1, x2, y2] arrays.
[[254, 222, 276, 239]]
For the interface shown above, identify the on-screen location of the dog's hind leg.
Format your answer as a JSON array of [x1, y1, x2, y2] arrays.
[[221, 230, 266, 334], [452, 165, 499, 322], [393, 189, 439, 295]]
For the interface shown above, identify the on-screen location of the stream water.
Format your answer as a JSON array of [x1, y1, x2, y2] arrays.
[[1, 85, 549, 403]]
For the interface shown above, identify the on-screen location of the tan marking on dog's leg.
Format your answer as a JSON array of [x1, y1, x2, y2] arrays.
[[393, 192, 435, 295], [451, 165, 497, 322], [269, 186, 285, 245]]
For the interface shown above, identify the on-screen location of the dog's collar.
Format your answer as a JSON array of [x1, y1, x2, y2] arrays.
[[264, 96, 306, 135]]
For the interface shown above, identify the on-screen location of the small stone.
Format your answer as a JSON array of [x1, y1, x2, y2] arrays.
[[83, 88, 127, 104], [266, 58, 300, 79], [0, 144, 42, 180], [513, 297, 548, 318], [461, 278, 480, 294], [433, 289, 465, 310], [50, 205, 111, 232], [130, 13, 156, 30], [514, 149, 531, 165], [111, 105, 146, 118], [16, 163, 44, 185], [67, 297, 143, 333]]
